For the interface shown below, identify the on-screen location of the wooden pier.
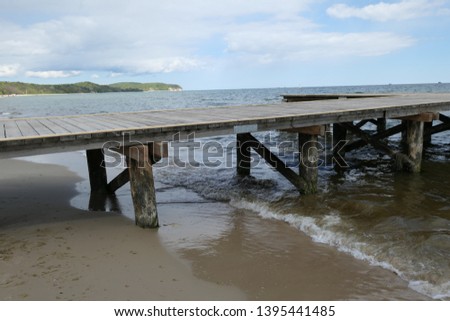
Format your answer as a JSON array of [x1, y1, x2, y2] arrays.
[[1, 93, 450, 228]]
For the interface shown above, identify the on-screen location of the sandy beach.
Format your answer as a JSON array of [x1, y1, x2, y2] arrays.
[[0, 153, 429, 300]]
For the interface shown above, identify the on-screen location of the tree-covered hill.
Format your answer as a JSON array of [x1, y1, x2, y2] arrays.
[[0, 81, 182, 95], [109, 82, 182, 91]]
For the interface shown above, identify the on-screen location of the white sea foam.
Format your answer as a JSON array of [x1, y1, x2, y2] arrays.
[[229, 198, 449, 300], [409, 280, 450, 300]]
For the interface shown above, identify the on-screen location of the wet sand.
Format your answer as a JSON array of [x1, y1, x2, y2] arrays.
[[0, 159, 243, 300], [0, 154, 429, 300]]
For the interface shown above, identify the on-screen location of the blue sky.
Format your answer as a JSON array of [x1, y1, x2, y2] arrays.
[[0, 0, 449, 90]]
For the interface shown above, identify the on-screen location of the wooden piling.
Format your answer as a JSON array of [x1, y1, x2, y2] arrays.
[[298, 133, 318, 194], [127, 146, 159, 228], [405, 120, 424, 173], [333, 123, 348, 169], [423, 121, 433, 145], [236, 133, 251, 176], [86, 149, 108, 193], [377, 118, 387, 132]]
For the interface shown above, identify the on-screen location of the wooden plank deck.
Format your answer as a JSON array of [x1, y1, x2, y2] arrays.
[[1, 93, 450, 158]]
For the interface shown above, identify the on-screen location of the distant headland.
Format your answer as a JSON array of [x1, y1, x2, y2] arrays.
[[0, 81, 182, 96]]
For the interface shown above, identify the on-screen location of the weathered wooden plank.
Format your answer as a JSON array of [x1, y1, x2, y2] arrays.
[[98, 115, 150, 129], [47, 117, 86, 134], [0, 121, 6, 138], [107, 114, 166, 126], [15, 120, 39, 137], [38, 118, 71, 134], [26, 119, 55, 136], [61, 117, 102, 132], [76, 116, 118, 131], [4, 121, 23, 138]]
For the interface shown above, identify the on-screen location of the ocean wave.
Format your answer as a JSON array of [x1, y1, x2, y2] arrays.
[[229, 198, 449, 300]]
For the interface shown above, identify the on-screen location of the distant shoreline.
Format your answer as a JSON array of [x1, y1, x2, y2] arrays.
[[0, 81, 182, 96]]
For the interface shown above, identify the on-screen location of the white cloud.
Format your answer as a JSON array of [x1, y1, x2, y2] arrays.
[[0, 0, 421, 79], [25, 70, 81, 79], [0, 64, 20, 77], [225, 21, 415, 62], [327, 0, 448, 21]]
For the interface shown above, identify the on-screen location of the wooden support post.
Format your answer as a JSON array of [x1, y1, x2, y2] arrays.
[[423, 121, 433, 145], [86, 149, 108, 193], [298, 133, 318, 194], [401, 120, 408, 148], [397, 113, 438, 152], [333, 123, 347, 152], [127, 146, 159, 228], [405, 120, 424, 173], [236, 133, 251, 176], [333, 123, 347, 170], [377, 118, 387, 132]]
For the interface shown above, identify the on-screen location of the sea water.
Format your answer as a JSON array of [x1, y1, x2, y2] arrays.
[[1, 83, 449, 299]]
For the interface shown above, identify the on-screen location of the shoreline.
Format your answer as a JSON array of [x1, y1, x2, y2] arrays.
[[0, 157, 243, 300], [0, 153, 431, 300]]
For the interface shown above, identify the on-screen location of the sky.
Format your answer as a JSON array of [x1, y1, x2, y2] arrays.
[[0, 0, 449, 90]]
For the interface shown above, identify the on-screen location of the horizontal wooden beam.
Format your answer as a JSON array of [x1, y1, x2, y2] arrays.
[[112, 142, 168, 167], [394, 112, 439, 122], [281, 125, 325, 136]]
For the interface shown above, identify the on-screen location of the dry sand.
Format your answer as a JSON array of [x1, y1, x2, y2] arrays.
[[0, 154, 429, 300]]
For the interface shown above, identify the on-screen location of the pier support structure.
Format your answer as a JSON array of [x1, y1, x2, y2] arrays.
[[405, 120, 424, 173], [236, 127, 322, 194], [85, 142, 167, 228], [127, 145, 159, 228], [339, 113, 441, 173], [236, 133, 251, 177], [298, 132, 319, 194], [86, 149, 108, 193]]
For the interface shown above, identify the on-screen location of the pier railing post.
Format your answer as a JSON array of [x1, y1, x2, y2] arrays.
[[406, 120, 424, 173], [298, 133, 318, 194], [236, 133, 251, 176], [127, 145, 159, 228]]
